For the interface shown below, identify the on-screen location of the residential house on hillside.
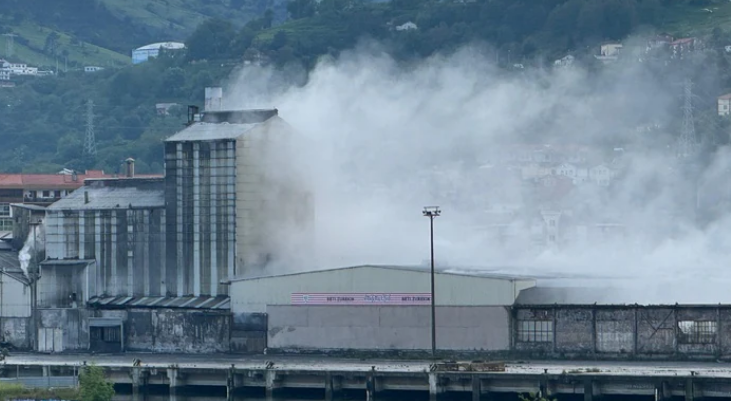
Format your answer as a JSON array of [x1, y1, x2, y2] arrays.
[[595, 43, 622, 63], [718, 93, 731, 116], [155, 103, 179, 116], [648, 33, 673, 49], [0, 70, 9, 81], [83, 66, 104, 73], [669, 38, 701, 59]]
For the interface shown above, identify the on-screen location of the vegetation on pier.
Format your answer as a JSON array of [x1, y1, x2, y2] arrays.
[[79, 364, 115, 401], [0, 382, 79, 400]]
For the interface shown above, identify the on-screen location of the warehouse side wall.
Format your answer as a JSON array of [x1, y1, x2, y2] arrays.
[[267, 305, 510, 351], [513, 305, 731, 360]]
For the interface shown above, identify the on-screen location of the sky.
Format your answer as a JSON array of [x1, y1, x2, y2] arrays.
[[222, 41, 731, 298]]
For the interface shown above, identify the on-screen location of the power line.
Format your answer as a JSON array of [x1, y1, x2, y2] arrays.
[[677, 78, 698, 160]]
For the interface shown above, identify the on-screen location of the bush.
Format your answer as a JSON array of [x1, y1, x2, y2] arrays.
[[79, 364, 115, 401]]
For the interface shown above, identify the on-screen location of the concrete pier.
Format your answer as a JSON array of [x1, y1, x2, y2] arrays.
[[4, 354, 731, 400]]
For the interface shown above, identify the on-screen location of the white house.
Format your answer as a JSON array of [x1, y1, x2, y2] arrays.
[[395, 21, 418, 31], [0, 70, 10, 81], [84, 66, 104, 73], [555, 163, 577, 178], [6, 64, 38, 76], [589, 164, 614, 186], [600, 43, 622, 57], [718, 94, 731, 116]]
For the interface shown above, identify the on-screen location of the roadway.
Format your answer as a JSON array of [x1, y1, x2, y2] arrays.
[[4, 353, 731, 377]]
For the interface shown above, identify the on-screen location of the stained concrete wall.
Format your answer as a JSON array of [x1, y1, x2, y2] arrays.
[[268, 305, 509, 351], [514, 305, 731, 359], [37, 308, 91, 351], [2, 317, 30, 350], [101, 309, 231, 353]]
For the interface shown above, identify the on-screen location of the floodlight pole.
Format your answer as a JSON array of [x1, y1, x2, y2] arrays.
[[423, 206, 441, 359]]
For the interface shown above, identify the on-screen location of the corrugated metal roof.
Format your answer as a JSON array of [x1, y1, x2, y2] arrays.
[[165, 122, 257, 142], [0, 251, 28, 284], [87, 295, 230, 310], [47, 182, 164, 211], [229, 264, 537, 283]]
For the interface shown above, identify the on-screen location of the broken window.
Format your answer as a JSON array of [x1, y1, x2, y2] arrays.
[[518, 320, 553, 343], [678, 320, 716, 344]]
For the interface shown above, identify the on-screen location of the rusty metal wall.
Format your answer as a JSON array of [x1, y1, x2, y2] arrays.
[[513, 305, 731, 359]]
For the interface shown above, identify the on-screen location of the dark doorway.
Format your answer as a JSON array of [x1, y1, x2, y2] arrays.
[[89, 318, 123, 353]]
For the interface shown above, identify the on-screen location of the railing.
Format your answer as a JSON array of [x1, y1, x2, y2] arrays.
[[0, 376, 78, 388]]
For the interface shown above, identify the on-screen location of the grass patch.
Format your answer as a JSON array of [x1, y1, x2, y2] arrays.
[[658, 1, 731, 36], [0, 382, 79, 400], [0, 20, 130, 68]]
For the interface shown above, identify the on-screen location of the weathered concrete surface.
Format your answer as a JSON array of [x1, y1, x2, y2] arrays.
[[99, 309, 230, 353], [38, 308, 90, 351], [268, 305, 509, 351], [2, 317, 30, 349]]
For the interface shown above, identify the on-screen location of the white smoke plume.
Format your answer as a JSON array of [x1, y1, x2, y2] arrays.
[[223, 41, 731, 301]]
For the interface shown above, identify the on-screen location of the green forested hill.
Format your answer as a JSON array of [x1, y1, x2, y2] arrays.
[[2, 0, 731, 175], [0, 0, 281, 68]]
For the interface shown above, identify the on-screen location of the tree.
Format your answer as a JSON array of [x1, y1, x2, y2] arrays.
[[287, 0, 316, 19], [186, 18, 237, 61], [79, 364, 115, 401]]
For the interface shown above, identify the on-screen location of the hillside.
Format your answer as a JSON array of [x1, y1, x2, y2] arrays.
[[2, 0, 731, 176], [0, 0, 286, 68]]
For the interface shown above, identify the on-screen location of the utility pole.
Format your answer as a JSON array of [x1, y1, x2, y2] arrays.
[[83, 100, 97, 157], [676, 78, 701, 225], [422, 206, 441, 359], [28, 219, 42, 352]]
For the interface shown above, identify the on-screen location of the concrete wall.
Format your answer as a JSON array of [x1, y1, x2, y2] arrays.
[[2, 317, 30, 350], [232, 266, 535, 313], [101, 309, 231, 353], [235, 118, 314, 277], [37, 308, 91, 351], [268, 305, 510, 351], [164, 140, 235, 296], [231, 312, 267, 353], [514, 305, 731, 359]]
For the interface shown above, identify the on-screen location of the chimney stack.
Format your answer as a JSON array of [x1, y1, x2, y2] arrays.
[[205, 87, 223, 111], [124, 158, 135, 178]]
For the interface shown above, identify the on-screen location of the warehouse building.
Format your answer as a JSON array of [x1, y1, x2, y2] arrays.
[[229, 265, 536, 351]]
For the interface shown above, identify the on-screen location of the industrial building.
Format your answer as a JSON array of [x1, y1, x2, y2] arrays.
[[0, 87, 312, 353], [164, 87, 313, 296], [230, 265, 536, 351], [0, 84, 727, 360]]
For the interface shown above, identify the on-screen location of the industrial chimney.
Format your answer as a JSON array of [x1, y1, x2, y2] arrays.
[[124, 158, 135, 178], [204, 87, 223, 111]]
